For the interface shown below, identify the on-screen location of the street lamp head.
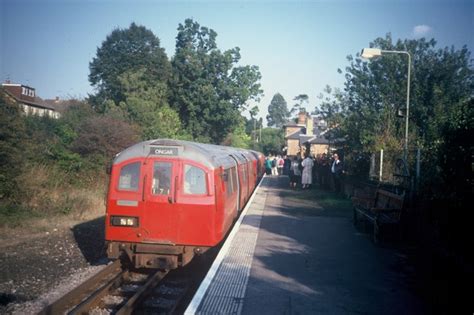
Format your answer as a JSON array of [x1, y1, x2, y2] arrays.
[[361, 48, 382, 59]]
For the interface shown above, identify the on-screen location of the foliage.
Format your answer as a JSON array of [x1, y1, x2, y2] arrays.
[[116, 68, 184, 139], [290, 94, 309, 117], [245, 105, 263, 141], [266, 93, 289, 128], [169, 18, 263, 143], [427, 98, 473, 200], [0, 89, 26, 199], [251, 127, 285, 155], [316, 34, 474, 181], [89, 23, 171, 110], [221, 118, 251, 149], [71, 115, 140, 161]]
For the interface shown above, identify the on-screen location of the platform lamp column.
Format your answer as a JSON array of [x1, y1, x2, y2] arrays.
[[361, 48, 411, 162]]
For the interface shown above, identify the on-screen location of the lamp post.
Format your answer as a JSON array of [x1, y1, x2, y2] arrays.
[[361, 48, 411, 162]]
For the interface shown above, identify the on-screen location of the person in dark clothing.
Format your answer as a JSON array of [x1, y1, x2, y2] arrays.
[[331, 153, 344, 193], [283, 155, 291, 175], [265, 157, 272, 175]]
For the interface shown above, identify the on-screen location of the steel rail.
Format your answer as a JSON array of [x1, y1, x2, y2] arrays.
[[116, 269, 169, 315], [68, 269, 128, 314], [37, 259, 123, 315]]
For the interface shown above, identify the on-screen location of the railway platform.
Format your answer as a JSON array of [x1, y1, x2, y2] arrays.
[[185, 175, 427, 314]]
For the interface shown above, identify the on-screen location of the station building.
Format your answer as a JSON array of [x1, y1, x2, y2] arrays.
[[284, 111, 332, 157]]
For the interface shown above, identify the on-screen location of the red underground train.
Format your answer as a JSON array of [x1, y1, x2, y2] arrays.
[[105, 139, 265, 269]]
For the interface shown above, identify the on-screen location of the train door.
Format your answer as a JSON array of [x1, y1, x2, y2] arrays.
[[141, 158, 180, 243], [228, 156, 242, 211]]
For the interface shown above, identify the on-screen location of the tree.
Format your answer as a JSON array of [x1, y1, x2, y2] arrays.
[[89, 23, 171, 110], [290, 94, 309, 117], [71, 115, 140, 161], [0, 89, 26, 199], [266, 93, 289, 128], [169, 18, 263, 143], [321, 34, 473, 185], [245, 105, 262, 140], [221, 118, 251, 148], [252, 127, 285, 155], [116, 68, 183, 139]]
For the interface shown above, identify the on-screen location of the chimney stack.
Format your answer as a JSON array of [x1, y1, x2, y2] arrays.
[[298, 111, 307, 125]]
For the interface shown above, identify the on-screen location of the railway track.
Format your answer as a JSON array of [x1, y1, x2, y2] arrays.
[[38, 259, 190, 315]]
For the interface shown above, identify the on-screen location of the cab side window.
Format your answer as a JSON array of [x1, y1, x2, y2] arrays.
[[184, 165, 207, 195], [118, 162, 140, 191], [153, 162, 172, 195]]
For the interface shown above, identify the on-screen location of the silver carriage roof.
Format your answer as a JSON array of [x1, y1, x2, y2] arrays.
[[113, 139, 246, 169]]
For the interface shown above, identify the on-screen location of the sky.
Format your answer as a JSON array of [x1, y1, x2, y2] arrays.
[[1, 0, 473, 123]]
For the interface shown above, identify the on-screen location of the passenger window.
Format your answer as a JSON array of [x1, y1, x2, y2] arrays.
[[184, 165, 207, 195], [118, 162, 140, 191], [225, 169, 233, 197], [152, 162, 172, 195], [231, 167, 238, 192]]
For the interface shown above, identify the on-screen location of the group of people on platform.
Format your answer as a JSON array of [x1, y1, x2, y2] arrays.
[[264, 152, 344, 193]]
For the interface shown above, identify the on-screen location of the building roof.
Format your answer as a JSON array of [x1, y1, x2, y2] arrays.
[[299, 135, 314, 144], [2, 83, 56, 110], [284, 122, 305, 127], [305, 136, 330, 145], [285, 129, 304, 140]]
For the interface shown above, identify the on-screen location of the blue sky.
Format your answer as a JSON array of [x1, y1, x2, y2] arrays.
[[1, 0, 473, 122]]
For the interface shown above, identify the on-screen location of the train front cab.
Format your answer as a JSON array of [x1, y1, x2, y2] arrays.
[[105, 144, 248, 270], [106, 155, 221, 269]]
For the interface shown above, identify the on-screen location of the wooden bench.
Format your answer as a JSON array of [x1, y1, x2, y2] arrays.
[[352, 189, 405, 243]]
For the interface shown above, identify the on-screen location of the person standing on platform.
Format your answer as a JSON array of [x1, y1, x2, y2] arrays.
[[283, 155, 291, 175], [277, 155, 284, 175], [289, 156, 301, 188], [271, 155, 278, 175], [301, 154, 314, 189], [331, 153, 344, 193], [265, 157, 272, 175]]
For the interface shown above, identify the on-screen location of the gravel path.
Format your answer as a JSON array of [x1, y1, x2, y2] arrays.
[[0, 216, 107, 314]]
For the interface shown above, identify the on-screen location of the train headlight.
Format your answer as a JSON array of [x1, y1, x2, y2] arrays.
[[111, 216, 138, 227]]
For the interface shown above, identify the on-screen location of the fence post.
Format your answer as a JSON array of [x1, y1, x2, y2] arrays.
[[379, 149, 383, 182], [416, 148, 421, 192]]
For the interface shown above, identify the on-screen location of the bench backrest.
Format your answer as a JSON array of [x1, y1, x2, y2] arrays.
[[374, 189, 404, 210]]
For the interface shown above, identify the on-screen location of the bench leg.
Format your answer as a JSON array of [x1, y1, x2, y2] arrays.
[[373, 220, 379, 244]]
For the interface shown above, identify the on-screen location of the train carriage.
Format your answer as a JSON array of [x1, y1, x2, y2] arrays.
[[105, 139, 262, 269]]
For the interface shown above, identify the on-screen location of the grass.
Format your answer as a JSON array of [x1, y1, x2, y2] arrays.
[[279, 185, 353, 217], [0, 163, 106, 229], [309, 188, 353, 212], [0, 203, 42, 227]]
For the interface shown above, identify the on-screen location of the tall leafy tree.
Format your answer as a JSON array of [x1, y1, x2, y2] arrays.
[[116, 68, 183, 139], [245, 105, 262, 138], [89, 23, 171, 111], [251, 127, 285, 155], [333, 34, 473, 155], [266, 93, 289, 128], [319, 34, 473, 186], [169, 18, 263, 143], [0, 89, 26, 199]]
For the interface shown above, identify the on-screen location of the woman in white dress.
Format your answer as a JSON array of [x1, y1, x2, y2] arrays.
[[301, 155, 314, 189]]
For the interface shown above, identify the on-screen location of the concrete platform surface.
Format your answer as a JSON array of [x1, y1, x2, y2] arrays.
[[187, 176, 427, 315]]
